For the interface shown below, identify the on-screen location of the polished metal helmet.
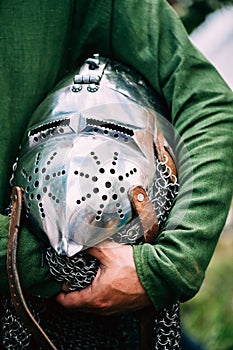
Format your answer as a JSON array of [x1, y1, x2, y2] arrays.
[[12, 55, 177, 256]]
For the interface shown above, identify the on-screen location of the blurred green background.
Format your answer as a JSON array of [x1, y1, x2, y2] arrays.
[[181, 221, 233, 350], [168, 0, 233, 33], [168, 1, 233, 349]]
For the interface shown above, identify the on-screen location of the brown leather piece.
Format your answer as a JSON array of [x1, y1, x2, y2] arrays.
[[128, 185, 159, 244], [7, 186, 58, 350], [155, 129, 177, 182]]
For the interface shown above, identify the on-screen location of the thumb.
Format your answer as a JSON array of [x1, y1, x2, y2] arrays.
[[86, 241, 122, 260]]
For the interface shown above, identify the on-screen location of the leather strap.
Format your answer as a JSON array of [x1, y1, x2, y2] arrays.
[[128, 137, 177, 350], [128, 185, 158, 349], [7, 186, 58, 350]]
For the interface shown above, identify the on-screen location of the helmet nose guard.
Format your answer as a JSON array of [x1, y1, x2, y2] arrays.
[[13, 55, 176, 256]]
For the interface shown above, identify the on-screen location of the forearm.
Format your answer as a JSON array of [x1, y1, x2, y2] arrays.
[[112, 0, 233, 309], [133, 107, 233, 309]]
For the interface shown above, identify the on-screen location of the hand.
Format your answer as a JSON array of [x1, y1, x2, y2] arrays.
[[56, 242, 152, 316]]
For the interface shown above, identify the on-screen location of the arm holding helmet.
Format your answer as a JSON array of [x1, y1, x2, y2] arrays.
[[104, 0, 233, 309], [57, 0, 233, 312]]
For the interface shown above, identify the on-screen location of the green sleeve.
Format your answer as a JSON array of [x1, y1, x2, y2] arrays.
[[0, 0, 75, 296], [111, 0, 233, 310], [0, 214, 61, 297]]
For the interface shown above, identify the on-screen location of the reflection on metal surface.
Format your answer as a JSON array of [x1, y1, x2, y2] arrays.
[[12, 56, 178, 256]]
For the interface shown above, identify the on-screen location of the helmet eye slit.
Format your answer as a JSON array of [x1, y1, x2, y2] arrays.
[[86, 118, 134, 136], [28, 119, 71, 145], [29, 119, 70, 137]]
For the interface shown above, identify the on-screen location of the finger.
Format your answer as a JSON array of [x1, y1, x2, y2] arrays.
[[86, 241, 122, 259], [85, 246, 102, 259], [56, 268, 101, 308], [61, 282, 70, 292], [56, 291, 84, 308]]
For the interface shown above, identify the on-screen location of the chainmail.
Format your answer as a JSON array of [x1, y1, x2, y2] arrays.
[[1, 156, 181, 349]]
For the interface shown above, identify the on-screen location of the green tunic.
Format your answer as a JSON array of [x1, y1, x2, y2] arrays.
[[0, 0, 232, 311]]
